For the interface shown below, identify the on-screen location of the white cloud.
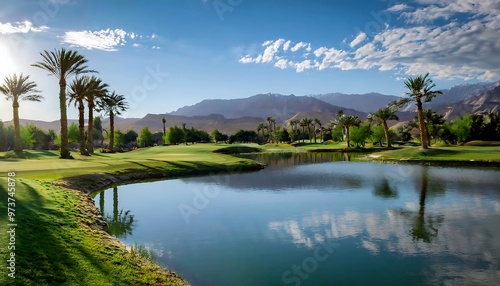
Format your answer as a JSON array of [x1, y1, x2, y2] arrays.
[[61, 28, 150, 51], [152, 46, 160, 50], [238, 0, 500, 80], [349, 32, 367, 48], [0, 21, 48, 34], [274, 59, 289, 69], [283, 40, 292, 51], [290, 42, 310, 52], [261, 38, 285, 63], [387, 4, 408, 12]]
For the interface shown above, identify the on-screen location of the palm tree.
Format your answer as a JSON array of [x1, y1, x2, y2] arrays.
[[300, 117, 312, 143], [336, 115, 361, 148], [69, 76, 108, 155], [98, 91, 128, 151], [0, 73, 43, 153], [257, 123, 266, 139], [313, 118, 322, 143], [266, 116, 275, 143], [401, 73, 442, 149], [32, 48, 95, 159], [336, 109, 344, 118], [68, 77, 89, 155], [368, 106, 399, 148], [85, 76, 108, 154], [162, 116, 167, 137]]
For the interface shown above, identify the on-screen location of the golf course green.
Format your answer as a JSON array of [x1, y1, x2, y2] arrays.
[[1, 143, 499, 285]]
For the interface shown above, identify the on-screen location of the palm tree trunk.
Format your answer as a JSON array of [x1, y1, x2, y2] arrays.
[[425, 121, 431, 147], [59, 79, 72, 159], [416, 101, 428, 149], [78, 99, 88, 155], [12, 100, 22, 153], [313, 126, 317, 143], [383, 120, 391, 148], [109, 111, 115, 150], [87, 101, 94, 154]]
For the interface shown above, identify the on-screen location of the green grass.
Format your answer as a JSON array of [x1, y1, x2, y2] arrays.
[[0, 178, 185, 285], [0, 144, 265, 286], [371, 145, 500, 162]]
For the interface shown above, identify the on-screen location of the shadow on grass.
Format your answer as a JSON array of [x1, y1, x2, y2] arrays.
[[0, 181, 117, 285]]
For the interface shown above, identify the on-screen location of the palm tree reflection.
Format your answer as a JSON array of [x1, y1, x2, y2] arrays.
[[99, 186, 135, 239], [373, 177, 399, 199]]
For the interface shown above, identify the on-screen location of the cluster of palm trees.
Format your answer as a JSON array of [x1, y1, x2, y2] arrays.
[[30, 48, 129, 158], [1, 48, 129, 157]]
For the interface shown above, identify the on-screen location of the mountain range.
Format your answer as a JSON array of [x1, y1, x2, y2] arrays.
[[5, 81, 499, 135]]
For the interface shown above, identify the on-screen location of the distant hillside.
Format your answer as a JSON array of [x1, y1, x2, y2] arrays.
[[170, 93, 361, 120], [311, 92, 400, 113], [401, 81, 498, 112], [442, 82, 500, 120], [128, 114, 264, 134]]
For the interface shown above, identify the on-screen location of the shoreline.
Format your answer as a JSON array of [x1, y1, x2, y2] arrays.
[[52, 159, 264, 285]]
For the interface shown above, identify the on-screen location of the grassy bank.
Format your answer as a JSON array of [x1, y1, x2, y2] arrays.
[[0, 144, 263, 285], [368, 145, 500, 166]]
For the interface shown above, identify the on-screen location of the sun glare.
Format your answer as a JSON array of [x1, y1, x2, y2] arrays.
[[0, 41, 18, 78]]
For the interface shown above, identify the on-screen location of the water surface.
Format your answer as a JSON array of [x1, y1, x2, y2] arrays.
[[95, 153, 500, 285]]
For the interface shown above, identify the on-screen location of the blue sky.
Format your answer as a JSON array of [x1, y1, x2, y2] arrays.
[[1, 0, 499, 121]]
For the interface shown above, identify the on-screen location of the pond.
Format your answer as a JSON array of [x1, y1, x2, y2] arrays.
[[94, 153, 500, 286]]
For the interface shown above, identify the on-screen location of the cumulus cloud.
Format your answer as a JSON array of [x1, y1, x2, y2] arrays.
[[349, 32, 367, 48], [0, 21, 48, 34], [61, 28, 154, 51], [238, 0, 500, 80]]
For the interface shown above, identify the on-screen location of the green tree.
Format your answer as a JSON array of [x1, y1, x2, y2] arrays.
[[123, 130, 138, 147], [98, 92, 128, 151], [166, 125, 185, 145], [138, 127, 154, 147], [368, 106, 398, 148], [450, 114, 473, 144], [371, 124, 386, 147], [211, 129, 227, 143], [68, 122, 79, 144], [399, 73, 442, 149], [350, 122, 372, 148], [92, 116, 104, 146], [0, 73, 43, 153], [114, 130, 125, 147], [32, 48, 95, 159]]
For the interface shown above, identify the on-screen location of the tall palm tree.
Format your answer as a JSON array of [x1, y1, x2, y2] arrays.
[[162, 116, 167, 137], [85, 76, 108, 154], [401, 73, 442, 149], [0, 73, 43, 153], [300, 117, 311, 143], [68, 76, 90, 155], [336, 115, 361, 148], [69, 76, 108, 155], [313, 118, 322, 143], [32, 48, 95, 159], [98, 91, 128, 151], [368, 106, 399, 148]]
